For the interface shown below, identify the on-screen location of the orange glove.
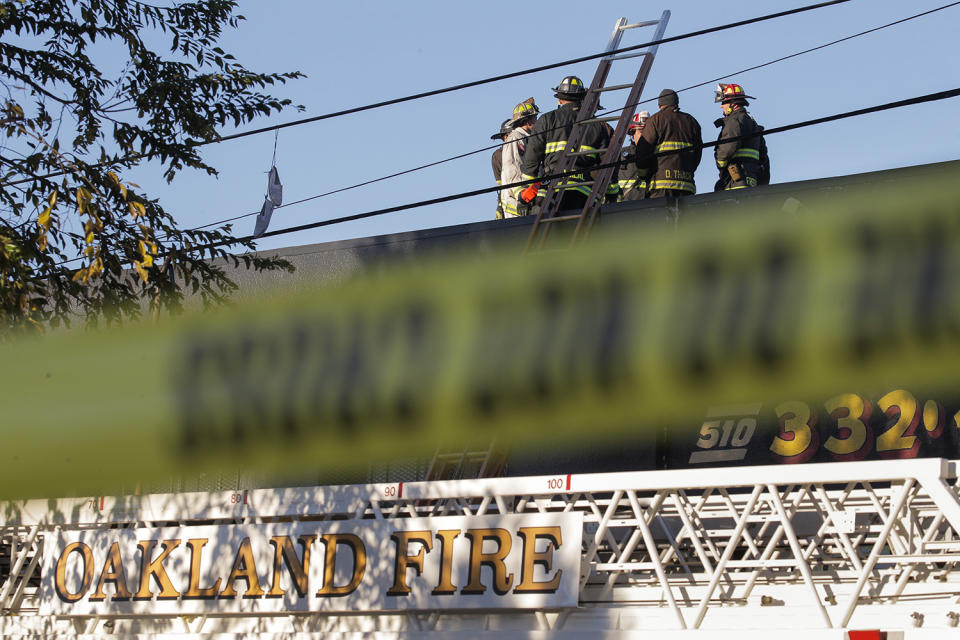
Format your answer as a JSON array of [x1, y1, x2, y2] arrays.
[[520, 182, 541, 203]]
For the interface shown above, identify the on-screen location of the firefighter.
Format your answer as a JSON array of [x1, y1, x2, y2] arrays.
[[517, 75, 609, 215], [491, 118, 512, 219], [618, 111, 651, 201], [500, 99, 539, 217], [713, 83, 769, 191], [634, 89, 703, 199]]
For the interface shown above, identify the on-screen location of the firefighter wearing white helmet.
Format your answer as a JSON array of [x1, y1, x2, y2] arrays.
[[618, 111, 651, 201], [713, 83, 769, 190], [516, 75, 609, 215]]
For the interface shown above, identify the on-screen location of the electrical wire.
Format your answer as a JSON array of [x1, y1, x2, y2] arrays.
[[211, 0, 852, 145], [5, 0, 852, 188], [184, 0, 960, 233]]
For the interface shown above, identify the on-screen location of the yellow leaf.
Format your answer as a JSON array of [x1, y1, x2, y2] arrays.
[[85, 231, 94, 244], [128, 201, 146, 218], [134, 262, 149, 282], [76, 187, 90, 213], [142, 253, 154, 268], [48, 191, 57, 207], [38, 206, 51, 229]]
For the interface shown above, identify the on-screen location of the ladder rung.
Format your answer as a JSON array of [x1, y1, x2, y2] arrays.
[[594, 83, 636, 92], [566, 148, 608, 157], [542, 214, 583, 223], [619, 20, 660, 30], [610, 51, 650, 62], [581, 116, 621, 123], [552, 181, 594, 189]]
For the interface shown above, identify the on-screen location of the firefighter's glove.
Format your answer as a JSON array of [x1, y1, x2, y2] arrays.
[[519, 182, 541, 204]]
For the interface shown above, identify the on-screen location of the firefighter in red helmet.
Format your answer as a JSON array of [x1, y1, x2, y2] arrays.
[[618, 111, 651, 201], [713, 83, 769, 191]]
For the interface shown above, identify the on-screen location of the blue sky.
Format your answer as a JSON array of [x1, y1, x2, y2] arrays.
[[132, 0, 960, 254]]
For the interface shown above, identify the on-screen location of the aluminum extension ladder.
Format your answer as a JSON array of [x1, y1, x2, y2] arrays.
[[525, 11, 670, 252]]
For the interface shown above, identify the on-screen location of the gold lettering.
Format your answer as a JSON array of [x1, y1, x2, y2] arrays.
[[90, 541, 132, 602], [55, 542, 95, 603], [220, 538, 265, 598], [182, 538, 222, 599], [513, 526, 563, 593], [431, 529, 460, 595], [134, 539, 181, 600], [387, 530, 432, 596], [462, 528, 513, 595], [268, 535, 316, 598], [316, 533, 366, 597]]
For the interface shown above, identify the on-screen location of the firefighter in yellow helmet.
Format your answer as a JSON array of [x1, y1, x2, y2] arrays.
[[500, 99, 539, 217], [517, 75, 609, 215], [713, 83, 769, 191]]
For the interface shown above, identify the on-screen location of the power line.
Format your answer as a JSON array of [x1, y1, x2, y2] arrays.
[[212, 0, 852, 145], [186, 0, 959, 233], [5, 0, 851, 188], [203, 87, 960, 249]]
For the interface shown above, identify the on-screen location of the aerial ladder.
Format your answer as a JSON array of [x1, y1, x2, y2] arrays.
[[526, 11, 670, 252]]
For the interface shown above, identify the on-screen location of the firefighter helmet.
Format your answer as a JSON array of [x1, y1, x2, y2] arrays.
[[715, 83, 755, 104], [509, 98, 539, 127], [490, 119, 512, 140], [627, 110, 650, 133], [553, 75, 587, 99]]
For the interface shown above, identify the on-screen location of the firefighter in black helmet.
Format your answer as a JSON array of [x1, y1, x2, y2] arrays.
[[713, 83, 769, 191], [516, 75, 609, 215], [634, 89, 703, 200], [491, 118, 513, 219]]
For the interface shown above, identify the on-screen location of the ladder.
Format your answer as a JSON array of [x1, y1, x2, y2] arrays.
[[424, 441, 508, 481], [525, 12, 670, 252]]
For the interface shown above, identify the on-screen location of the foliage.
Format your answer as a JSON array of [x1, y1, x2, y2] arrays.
[[0, 0, 301, 335]]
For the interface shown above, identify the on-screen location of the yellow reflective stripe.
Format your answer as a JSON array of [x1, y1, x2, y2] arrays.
[[716, 159, 728, 169], [724, 177, 758, 190], [655, 141, 693, 153], [606, 183, 620, 195], [545, 141, 567, 154], [619, 179, 647, 190], [651, 179, 695, 192], [733, 148, 760, 161], [496, 180, 501, 185], [521, 174, 537, 182], [503, 201, 519, 216]]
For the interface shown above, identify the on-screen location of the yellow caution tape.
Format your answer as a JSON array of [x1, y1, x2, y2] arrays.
[[2, 165, 960, 499]]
